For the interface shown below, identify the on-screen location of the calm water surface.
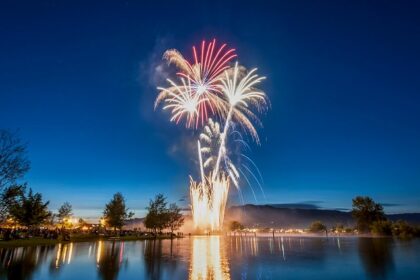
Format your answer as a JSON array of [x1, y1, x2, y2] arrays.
[[0, 236, 419, 280]]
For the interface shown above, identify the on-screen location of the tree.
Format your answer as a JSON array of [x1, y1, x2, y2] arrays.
[[45, 213, 56, 227], [9, 188, 51, 229], [0, 184, 25, 223], [352, 196, 386, 233], [230, 221, 244, 232], [166, 203, 184, 235], [103, 192, 134, 232], [308, 221, 327, 233], [0, 130, 30, 221], [392, 220, 415, 239], [144, 194, 168, 233], [0, 130, 30, 190], [57, 202, 73, 228], [371, 220, 393, 236]]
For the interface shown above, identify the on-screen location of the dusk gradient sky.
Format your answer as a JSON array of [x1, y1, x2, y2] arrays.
[[1, 0, 419, 219]]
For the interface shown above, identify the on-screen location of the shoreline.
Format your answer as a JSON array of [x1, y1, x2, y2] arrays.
[[0, 233, 398, 248], [0, 235, 182, 248]]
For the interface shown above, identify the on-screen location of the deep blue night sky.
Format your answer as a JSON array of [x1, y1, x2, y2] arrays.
[[1, 0, 419, 219]]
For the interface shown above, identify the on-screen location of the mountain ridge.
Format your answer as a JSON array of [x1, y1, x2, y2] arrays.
[[225, 204, 420, 228]]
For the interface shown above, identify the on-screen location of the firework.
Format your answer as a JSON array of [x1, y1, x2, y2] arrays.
[[189, 173, 230, 232], [199, 118, 240, 187], [155, 40, 268, 232], [213, 62, 267, 179], [158, 78, 207, 127], [156, 39, 236, 127]]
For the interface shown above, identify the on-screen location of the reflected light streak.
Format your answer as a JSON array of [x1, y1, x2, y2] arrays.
[[53, 243, 74, 268], [281, 237, 285, 261], [189, 236, 230, 280], [96, 241, 103, 264], [55, 244, 62, 268], [119, 242, 124, 264], [337, 238, 342, 253], [67, 243, 73, 264], [252, 237, 258, 256], [62, 244, 67, 262]]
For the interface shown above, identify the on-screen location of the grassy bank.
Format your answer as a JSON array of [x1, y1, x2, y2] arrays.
[[0, 234, 181, 248]]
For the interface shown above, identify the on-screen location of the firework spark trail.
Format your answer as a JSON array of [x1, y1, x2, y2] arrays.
[[241, 163, 266, 200], [241, 153, 264, 185], [238, 168, 258, 203], [199, 118, 239, 187], [197, 140, 205, 184], [213, 62, 267, 180], [240, 153, 266, 197], [155, 40, 268, 232]]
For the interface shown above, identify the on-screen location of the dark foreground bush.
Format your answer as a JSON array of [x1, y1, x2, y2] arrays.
[[370, 220, 420, 239]]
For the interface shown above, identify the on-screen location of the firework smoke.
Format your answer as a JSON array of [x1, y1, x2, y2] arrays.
[[155, 39, 268, 232]]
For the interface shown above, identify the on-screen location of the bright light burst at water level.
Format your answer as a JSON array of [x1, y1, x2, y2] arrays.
[[155, 39, 268, 232], [189, 173, 230, 232]]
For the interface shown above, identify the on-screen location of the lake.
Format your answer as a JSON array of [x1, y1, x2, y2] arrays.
[[1, 236, 419, 279]]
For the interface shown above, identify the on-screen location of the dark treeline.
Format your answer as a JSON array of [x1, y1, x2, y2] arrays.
[[144, 194, 184, 235], [300, 196, 420, 238], [229, 196, 420, 239], [0, 130, 184, 242], [352, 196, 420, 238]]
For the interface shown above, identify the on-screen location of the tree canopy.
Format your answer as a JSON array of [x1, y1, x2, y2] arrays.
[[144, 194, 185, 234], [103, 192, 134, 231], [352, 196, 385, 233], [9, 187, 51, 229], [308, 221, 327, 233], [0, 184, 25, 223], [57, 202, 73, 227], [0, 130, 30, 222], [144, 194, 168, 233], [167, 203, 184, 234], [0, 130, 30, 190], [230, 221, 244, 232]]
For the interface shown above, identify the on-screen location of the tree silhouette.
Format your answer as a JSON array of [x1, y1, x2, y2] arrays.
[[144, 194, 168, 234], [0, 184, 25, 223], [308, 221, 327, 233], [230, 221, 244, 232], [9, 187, 51, 229], [0, 130, 30, 222], [103, 192, 134, 232], [167, 203, 184, 235], [352, 196, 385, 233], [0, 130, 30, 190], [57, 202, 73, 228]]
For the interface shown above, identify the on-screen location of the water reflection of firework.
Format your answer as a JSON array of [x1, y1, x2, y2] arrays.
[[189, 236, 230, 280], [155, 39, 268, 232]]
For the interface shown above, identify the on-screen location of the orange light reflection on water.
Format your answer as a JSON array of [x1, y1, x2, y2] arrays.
[[189, 236, 230, 280]]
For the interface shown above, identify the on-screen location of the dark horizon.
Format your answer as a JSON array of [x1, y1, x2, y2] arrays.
[[1, 0, 419, 219]]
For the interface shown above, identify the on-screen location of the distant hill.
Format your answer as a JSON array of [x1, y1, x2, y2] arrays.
[[387, 213, 420, 224], [225, 204, 420, 228]]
